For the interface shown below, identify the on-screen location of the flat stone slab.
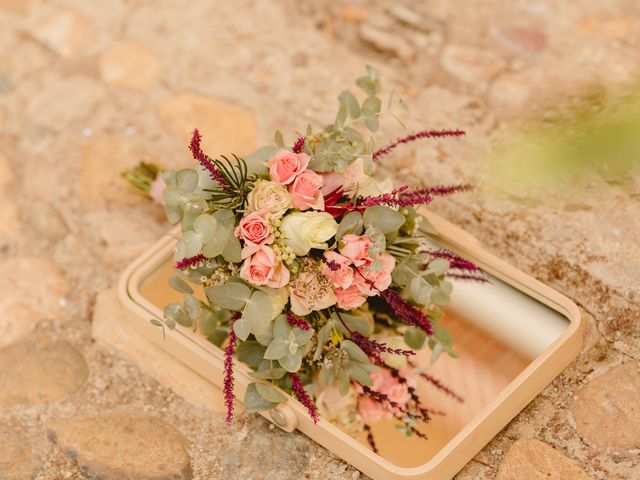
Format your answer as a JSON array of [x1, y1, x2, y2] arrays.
[[496, 439, 592, 480], [569, 362, 640, 455], [48, 413, 191, 480], [0, 428, 42, 480], [0, 334, 88, 407]]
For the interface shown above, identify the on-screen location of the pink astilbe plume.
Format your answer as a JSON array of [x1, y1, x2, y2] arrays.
[[175, 254, 207, 270], [350, 331, 415, 366], [292, 136, 306, 153], [224, 328, 237, 426], [189, 129, 227, 185], [359, 185, 433, 208], [286, 311, 311, 331], [382, 289, 434, 336], [372, 129, 466, 161], [400, 183, 474, 199], [290, 373, 318, 424]]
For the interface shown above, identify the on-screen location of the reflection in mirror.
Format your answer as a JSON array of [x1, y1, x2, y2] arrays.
[[138, 257, 569, 468]]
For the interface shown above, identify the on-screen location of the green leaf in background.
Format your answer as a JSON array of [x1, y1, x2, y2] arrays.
[[236, 341, 266, 368], [363, 205, 405, 233], [342, 313, 373, 335], [264, 337, 287, 360], [342, 340, 368, 363], [244, 383, 279, 413], [347, 362, 373, 386], [278, 350, 303, 373], [205, 283, 251, 310], [233, 317, 251, 341], [198, 311, 217, 336], [163, 303, 192, 328], [183, 294, 201, 319], [255, 382, 287, 403]]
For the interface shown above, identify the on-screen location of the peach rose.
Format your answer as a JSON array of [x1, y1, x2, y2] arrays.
[[235, 210, 274, 253], [290, 169, 324, 211], [288, 268, 337, 315], [358, 252, 396, 295], [267, 149, 310, 185], [322, 251, 354, 289], [340, 234, 372, 267], [335, 284, 367, 310], [358, 396, 387, 424], [239, 246, 290, 288]]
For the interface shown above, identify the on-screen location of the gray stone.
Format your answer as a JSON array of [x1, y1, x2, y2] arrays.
[[569, 362, 640, 455], [48, 414, 192, 480], [0, 334, 88, 406], [219, 417, 310, 480], [0, 428, 42, 480], [496, 439, 592, 480]]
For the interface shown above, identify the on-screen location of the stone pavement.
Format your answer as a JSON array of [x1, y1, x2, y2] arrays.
[[0, 1, 638, 479]]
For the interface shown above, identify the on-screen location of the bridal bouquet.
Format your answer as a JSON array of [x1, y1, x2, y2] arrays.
[[151, 67, 482, 451]]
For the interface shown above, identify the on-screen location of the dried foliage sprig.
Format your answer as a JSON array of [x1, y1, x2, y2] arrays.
[[350, 331, 415, 365], [416, 369, 464, 404]]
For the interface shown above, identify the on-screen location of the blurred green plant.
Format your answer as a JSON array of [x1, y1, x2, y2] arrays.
[[488, 86, 640, 199]]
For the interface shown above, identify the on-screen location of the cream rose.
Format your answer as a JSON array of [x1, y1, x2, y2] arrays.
[[280, 211, 338, 256], [246, 180, 292, 218]]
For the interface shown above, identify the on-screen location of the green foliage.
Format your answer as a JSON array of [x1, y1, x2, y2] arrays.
[[363, 206, 406, 234], [336, 211, 363, 240], [205, 155, 251, 210], [244, 383, 279, 412]]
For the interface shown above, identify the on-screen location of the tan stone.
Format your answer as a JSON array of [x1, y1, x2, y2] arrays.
[[578, 16, 633, 39], [0, 428, 42, 480], [25, 201, 69, 241], [569, 362, 640, 455], [80, 137, 157, 207], [359, 24, 416, 61], [0, 197, 20, 238], [26, 75, 105, 131], [100, 40, 160, 90], [47, 414, 191, 480], [441, 45, 507, 85], [31, 9, 94, 59], [92, 289, 225, 413], [156, 93, 257, 156], [99, 212, 160, 264], [0, 256, 67, 346], [0, 153, 15, 192], [0, 0, 31, 14], [0, 335, 88, 406], [496, 439, 593, 480]]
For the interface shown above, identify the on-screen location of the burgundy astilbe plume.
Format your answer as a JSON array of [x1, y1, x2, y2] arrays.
[[189, 129, 227, 185], [285, 311, 311, 331], [382, 289, 434, 336], [400, 183, 474, 199], [350, 331, 415, 366], [417, 370, 464, 404], [175, 254, 207, 270], [224, 329, 237, 426], [420, 249, 488, 283], [290, 373, 318, 424], [292, 136, 306, 153], [372, 129, 466, 161], [364, 424, 378, 454]]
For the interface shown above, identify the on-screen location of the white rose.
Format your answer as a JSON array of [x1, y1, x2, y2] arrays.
[[247, 180, 292, 217], [280, 211, 338, 256]]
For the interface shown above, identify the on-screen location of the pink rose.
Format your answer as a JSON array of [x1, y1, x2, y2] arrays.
[[358, 253, 395, 295], [235, 210, 274, 250], [267, 149, 310, 185], [340, 234, 372, 267], [239, 246, 290, 288], [335, 284, 367, 310], [322, 251, 354, 289], [290, 170, 324, 211], [385, 382, 411, 405], [358, 396, 386, 424]]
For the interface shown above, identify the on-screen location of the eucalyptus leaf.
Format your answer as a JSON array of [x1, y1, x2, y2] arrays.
[[339, 90, 361, 118], [236, 341, 266, 368], [168, 275, 193, 294], [342, 340, 368, 363], [163, 303, 191, 327], [222, 235, 242, 263], [184, 294, 201, 319], [250, 367, 287, 380], [274, 130, 285, 147], [404, 327, 427, 350], [363, 206, 405, 233], [347, 362, 373, 386], [255, 382, 288, 403], [313, 322, 333, 361], [278, 349, 302, 372], [242, 290, 273, 337], [336, 211, 363, 240], [198, 311, 217, 336], [264, 337, 288, 360], [233, 317, 251, 341], [342, 314, 373, 335], [176, 168, 199, 192], [244, 383, 278, 413], [205, 283, 251, 310]]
